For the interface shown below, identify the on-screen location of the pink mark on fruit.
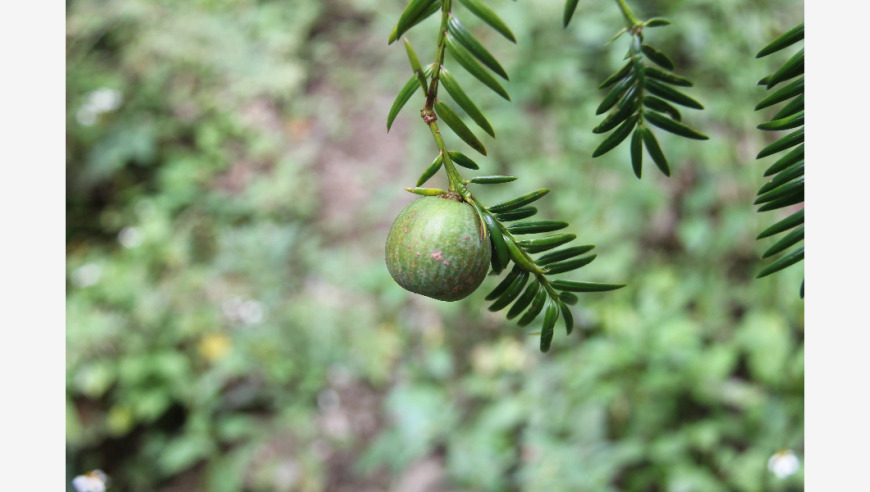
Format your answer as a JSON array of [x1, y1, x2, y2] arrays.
[[429, 250, 445, 262], [443, 261, 450, 266]]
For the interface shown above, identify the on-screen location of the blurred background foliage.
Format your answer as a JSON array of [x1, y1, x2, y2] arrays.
[[66, 0, 804, 490]]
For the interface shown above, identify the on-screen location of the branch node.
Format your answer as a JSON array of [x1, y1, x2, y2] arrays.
[[421, 109, 437, 124]]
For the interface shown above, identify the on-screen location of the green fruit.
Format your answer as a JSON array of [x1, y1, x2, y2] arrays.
[[385, 195, 491, 301]]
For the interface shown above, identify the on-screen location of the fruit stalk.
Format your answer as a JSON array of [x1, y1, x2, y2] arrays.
[[425, 117, 469, 197], [423, 0, 452, 111], [420, 0, 469, 198]]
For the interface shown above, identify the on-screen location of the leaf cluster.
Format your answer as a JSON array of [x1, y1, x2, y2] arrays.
[[388, 0, 625, 351], [387, 0, 515, 156], [754, 23, 804, 295], [482, 188, 624, 352], [589, 22, 708, 178]]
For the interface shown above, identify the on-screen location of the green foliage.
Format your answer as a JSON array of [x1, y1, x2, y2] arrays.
[[753, 23, 805, 294], [66, 0, 804, 490], [388, 0, 624, 351], [565, 1, 708, 178]]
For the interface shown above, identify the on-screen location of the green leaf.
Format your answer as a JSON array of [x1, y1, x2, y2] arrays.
[[599, 61, 632, 89], [388, 76, 423, 132], [762, 225, 804, 259], [757, 246, 803, 278], [403, 37, 424, 73], [754, 177, 804, 204], [643, 96, 682, 121], [416, 154, 444, 186], [495, 206, 537, 222], [505, 238, 543, 273], [757, 209, 803, 239], [440, 67, 495, 137], [551, 280, 626, 292], [488, 270, 529, 311], [407, 47, 432, 94], [517, 290, 547, 327], [469, 175, 518, 184], [536, 245, 595, 265], [755, 77, 803, 111], [644, 66, 693, 87], [434, 100, 487, 156], [448, 151, 480, 170], [486, 265, 522, 300], [757, 190, 803, 212], [644, 18, 672, 27], [447, 17, 509, 80], [639, 126, 670, 176], [758, 162, 803, 194], [605, 29, 629, 47], [457, 0, 517, 42], [594, 87, 639, 134], [563, 0, 581, 27], [754, 173, 804, 205], [758, 110, 804, 131], [483, 213, 510, 274], [469, 198, 489, 242], [518, 234, 577, 254], [390, 0, 440, 44], [507, 220, 569, 235], [544, 254, 597, 275], [592, 116, 637, 157], [630, 128, 643, 178], [756, 128, 803, 159], [630, 34, 642, 55], [559, 301, 574, 335], [405, 187, 447, 196], [445, 36, 510, 101], [766, 48, 804, 88], [540, 300, 558, 352], [488, 189, 550, 213], [756, 23, 804, 58], [764, 144, 803, 177], [559, 292, 579, 305], [596, 74, 636, 115], [646, 79, 704, 109], [507, 281, 541, 320], [644, 110, 709, 140], [773, 94, 804, 120], [641, 44, 675, 70]]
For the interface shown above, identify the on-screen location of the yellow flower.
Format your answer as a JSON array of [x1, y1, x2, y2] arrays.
[[199, 334, 232, 362]]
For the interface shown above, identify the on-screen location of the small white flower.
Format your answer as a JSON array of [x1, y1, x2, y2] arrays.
[[222, 297, 266, 326], [118, 227, 142, 249], [72, 263, 102, 288], [72, 469, 109, 492], [76, 88, 123, 126], [238, 300, 265, 325], [87, 88, 123, 113], [768, 449, 800, 478], [221, 296, 244, 322]]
